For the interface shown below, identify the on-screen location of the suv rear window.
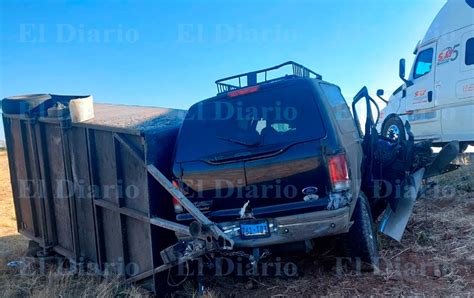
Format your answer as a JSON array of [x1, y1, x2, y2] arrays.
[[175, 81, 326, 162]]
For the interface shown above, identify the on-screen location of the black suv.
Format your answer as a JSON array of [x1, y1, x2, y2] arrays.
[[172, 62, 378, 264]]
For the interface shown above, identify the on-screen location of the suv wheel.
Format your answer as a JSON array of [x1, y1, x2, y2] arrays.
[[382, 116, 405, 142], [346, 193, 379, 269]]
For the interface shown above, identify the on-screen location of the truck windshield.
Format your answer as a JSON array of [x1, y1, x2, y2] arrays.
[[174, 81, 326, 162]]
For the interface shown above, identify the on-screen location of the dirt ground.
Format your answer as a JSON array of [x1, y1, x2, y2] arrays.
[[0, 151, 28, 263], [0, 150, 473, 297]]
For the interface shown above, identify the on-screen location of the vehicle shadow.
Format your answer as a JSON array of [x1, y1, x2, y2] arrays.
[[0, 234, 28, 263]]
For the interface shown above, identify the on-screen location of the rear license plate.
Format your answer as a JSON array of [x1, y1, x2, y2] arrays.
[[240, 220, 270, 239]]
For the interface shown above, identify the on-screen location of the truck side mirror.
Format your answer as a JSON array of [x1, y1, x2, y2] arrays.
[[376, 89, 388, 104], [399, 58, 408, 84]]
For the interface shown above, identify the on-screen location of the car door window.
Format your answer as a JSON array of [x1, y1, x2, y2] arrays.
[[413, 48, 434, 79], [466, 38, 474, 65]]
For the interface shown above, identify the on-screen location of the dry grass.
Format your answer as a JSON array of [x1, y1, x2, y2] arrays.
[[1, 266, 148, 298], [0, 151, 473, 297]]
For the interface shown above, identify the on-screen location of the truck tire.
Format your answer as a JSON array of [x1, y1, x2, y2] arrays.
[[381, 116, 405, 142], [2, 94, 52, 116], [370, 199, 388, 221], [346, 193, 379, 269]]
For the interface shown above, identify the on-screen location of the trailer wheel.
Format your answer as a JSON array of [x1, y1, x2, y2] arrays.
[[26, 240, 42, 258], [346, 193, 379, 269], [382, 116, 405, 142]]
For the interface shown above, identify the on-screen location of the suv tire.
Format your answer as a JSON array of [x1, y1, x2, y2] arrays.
[[346, 193, 379, 269], [382, 116, 405, 142]]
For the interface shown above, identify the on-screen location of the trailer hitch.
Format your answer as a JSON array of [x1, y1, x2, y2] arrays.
[[147, 164, 234, 250], [114, 133, 234, 250], [145, 165, 233, 273], [110, 134, 234, 279], [125, 165, 235, 282]]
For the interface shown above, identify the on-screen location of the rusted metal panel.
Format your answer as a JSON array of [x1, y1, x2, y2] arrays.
[[117, 135, 148, 213], [89, 129, 127, 271], [3, 101, 187, 293], [124, 216, 153, 275], [3, 117, 47, 241], [68, 126, 98, 262], [90, 130, 120, 204], [42, 123, 74, 255], [3, 117, 34, 236], [35, 121, 58, 247]]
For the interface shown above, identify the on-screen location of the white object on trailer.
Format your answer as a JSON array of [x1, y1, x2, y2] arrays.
[[378, 0, 474, 147], [69, 95, 94, 123]]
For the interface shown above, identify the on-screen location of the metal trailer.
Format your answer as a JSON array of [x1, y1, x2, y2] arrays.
[[2, 101, 234, 293]]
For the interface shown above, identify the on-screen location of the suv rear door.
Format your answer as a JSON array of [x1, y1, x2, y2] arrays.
[[173, 80, 329, 213]]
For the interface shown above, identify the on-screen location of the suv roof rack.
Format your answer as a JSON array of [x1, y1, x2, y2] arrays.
[[215, 61, 322, 94]]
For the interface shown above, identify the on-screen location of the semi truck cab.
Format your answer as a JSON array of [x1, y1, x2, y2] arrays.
[[379, 0, 474, 151]]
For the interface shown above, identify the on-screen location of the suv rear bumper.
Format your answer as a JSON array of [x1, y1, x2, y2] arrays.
[[216, 206, 351, 248]]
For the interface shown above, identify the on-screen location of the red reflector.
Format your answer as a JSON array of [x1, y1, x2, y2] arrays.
[[228, 86, 259, 97], [172, 180, 184, 213], [328, 154, 350, 191]]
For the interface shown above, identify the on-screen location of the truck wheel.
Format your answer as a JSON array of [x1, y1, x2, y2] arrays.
[[370, 199, 388, 221], [346, 193, 379, 269], [382, 116, 405, 142]]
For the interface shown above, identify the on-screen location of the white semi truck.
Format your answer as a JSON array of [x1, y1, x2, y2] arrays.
[[378, 0, 474, 152]]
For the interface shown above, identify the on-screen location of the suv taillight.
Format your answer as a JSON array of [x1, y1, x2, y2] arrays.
[[328, 154, 351, 192], [172, 180, 184, 214]]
